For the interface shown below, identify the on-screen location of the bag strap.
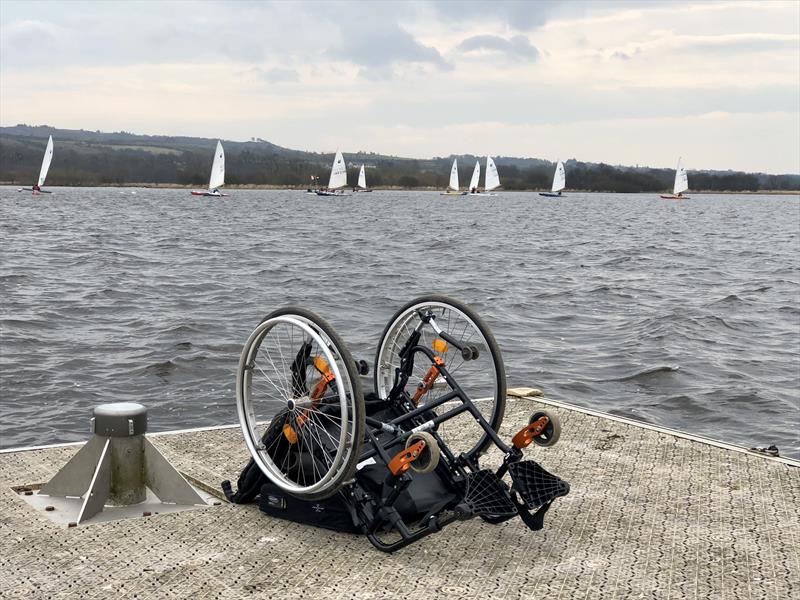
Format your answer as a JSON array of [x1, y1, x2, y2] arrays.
[[221, 458, 267, 504]]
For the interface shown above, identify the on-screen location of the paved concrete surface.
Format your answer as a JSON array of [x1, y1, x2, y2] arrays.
[[1, 396, 798, 599]]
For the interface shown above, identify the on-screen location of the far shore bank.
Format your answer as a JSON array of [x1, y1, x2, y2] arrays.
[[0, 181, 800, 197], [1, 183, 798, 195]]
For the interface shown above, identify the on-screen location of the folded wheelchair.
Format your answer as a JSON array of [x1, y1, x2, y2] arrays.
[[223, 295, 569, 552]]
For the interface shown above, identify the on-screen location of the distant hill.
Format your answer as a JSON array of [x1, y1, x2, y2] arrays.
[[1, 124, 798, 192]]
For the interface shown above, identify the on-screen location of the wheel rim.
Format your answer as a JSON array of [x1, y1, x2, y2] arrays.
[[376, 301, 501, 458], [236, 315, 358, 497]]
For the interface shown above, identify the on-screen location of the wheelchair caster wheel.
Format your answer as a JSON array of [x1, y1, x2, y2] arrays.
[[356, 359, 370, 376], [405, 432, 440, 473], [530, 410, 561, 447]]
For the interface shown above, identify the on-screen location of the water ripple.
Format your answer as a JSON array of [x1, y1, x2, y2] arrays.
[[0, 187, 798, 458]]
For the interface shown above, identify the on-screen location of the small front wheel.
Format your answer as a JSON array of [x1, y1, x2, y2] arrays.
[[530, 410, 561, 447], [405, 432, 440, 474]]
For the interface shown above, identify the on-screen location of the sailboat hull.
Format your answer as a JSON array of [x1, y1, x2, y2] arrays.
[[440, 191, 467, 196], [316, 190, 349, 196], [660, 194, 689, 200], [539, 192, 564, 197], [19, 188, 52, 194], [191, 191, 227, 197]]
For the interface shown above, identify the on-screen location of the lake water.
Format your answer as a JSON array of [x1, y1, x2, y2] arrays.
[[1, 187, 798, 458]]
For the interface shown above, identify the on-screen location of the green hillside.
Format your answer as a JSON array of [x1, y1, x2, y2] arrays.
[[1, 124, 798, 192]]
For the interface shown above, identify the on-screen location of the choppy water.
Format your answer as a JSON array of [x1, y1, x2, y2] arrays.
[[1, 187, 798, 458]]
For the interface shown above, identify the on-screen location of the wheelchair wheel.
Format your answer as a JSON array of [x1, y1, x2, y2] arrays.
[[374, 295, 506, 461], [530, 410, 561, 447], [236, 307, 364, 500], [405, 431, 440, 474]]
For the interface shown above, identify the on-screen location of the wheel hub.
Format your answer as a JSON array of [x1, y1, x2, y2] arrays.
[[287, 396, 314, 410]]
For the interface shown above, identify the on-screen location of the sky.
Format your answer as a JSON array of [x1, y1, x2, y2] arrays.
[[1, 0, 798, 173]]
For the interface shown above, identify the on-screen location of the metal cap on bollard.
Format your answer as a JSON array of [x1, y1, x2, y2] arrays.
[[92, 402, 148, 437]]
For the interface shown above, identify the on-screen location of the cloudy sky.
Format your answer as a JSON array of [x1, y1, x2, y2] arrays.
[[1, 0, 798, 173]]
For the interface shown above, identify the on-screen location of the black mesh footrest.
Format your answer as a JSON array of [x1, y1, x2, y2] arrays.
[[508, 460, 570, 509], [462, 470, 517, 517]]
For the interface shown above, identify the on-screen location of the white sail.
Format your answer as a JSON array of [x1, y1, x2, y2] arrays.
[[358, 164, 366, 189], [552, 160, 566, 192], [328, 150, 347, 189], [673, 157, 689, 195], [37, 135, 54, 187], [449, 159, 459, 191], [468, 160, 480, 191], [485, 156, 500, 191], [208, 141, 225, 190]]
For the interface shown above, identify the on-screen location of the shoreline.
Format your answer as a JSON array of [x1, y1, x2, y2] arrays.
[[1, 183, 798, 195]]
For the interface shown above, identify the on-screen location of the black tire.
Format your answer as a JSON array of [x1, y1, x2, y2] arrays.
[[373, 294, 506, 461]]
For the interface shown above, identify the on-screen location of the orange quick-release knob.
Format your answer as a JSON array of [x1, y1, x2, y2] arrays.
[[511, 416, 550, 449]]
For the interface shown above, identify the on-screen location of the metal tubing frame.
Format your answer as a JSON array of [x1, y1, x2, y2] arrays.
[[351, 342, 512, 552], [360, 344, 511, 462]]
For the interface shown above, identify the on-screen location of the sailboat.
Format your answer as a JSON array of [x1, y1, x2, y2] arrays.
[[18, 136, 54, 194], [661, 157, 689, 199], [539, 161, 566, 197], [467, 160, 481, 194], [353, 164, 372, 192], [316, 150, 349, 196], [466, 156, 501, 195], [191, 141, 227, 196], [441, 159, 467, 195], [483, 156, 501, 195]]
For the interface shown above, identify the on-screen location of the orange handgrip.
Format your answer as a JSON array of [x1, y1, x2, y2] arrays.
[[313, 355, 330, 374], [411, 356, 445, 405], [388, 440, 427, 476], [511, 416, 550, 449], [283, 424, 298, 444], [432, 338, 449, 353]]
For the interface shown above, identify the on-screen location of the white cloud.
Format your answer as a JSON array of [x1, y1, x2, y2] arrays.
[[457, 35, 540, 61], [1, 0, 798, 173]]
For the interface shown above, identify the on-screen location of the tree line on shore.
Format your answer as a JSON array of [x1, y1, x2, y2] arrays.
[[1, 125, 797, 192]]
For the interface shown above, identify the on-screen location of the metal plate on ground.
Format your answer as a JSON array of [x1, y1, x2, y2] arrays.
[[16, 484, 217, 527]]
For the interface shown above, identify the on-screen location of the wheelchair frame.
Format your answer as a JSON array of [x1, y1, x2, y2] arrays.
[[234, 296, 570, 553]]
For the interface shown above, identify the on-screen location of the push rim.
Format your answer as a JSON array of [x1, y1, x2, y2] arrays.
[[236, 314, 358, 498]]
